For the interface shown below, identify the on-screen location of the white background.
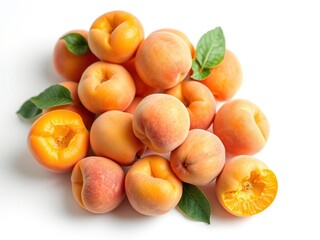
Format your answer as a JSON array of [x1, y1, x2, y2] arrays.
[[1, 0, 319, 239]]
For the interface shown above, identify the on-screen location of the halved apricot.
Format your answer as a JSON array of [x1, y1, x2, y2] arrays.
[[28, 109, 89, 173], [215, 155, 278, 217]]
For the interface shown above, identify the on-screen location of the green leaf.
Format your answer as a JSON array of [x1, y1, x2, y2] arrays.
[[196, 27, 225, 68], [16, 100, 42, 119], [61, 33, 89, 55], [30, 85, 73, 109], [191, 27, 225, 80], [16, 85, 73, 119], [191, 59, 211, 80], [178, 183, 211, 224]]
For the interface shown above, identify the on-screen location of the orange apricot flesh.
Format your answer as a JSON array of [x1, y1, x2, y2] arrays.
[[28, 109, 89, 173], [215, 155, 278, 217]]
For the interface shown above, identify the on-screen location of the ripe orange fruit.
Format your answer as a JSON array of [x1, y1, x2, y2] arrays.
[[28, 109, 90, 173], [215, 155, 278, 217], [53, 29, 99, 82], [88, 10, 144, 63], [201, 49, 243, 101]]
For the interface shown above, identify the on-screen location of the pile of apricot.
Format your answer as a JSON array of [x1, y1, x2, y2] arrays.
[[27, 10, 278, 218]]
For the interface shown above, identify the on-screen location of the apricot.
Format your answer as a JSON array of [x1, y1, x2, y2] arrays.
[[53, 29, 99, 82], [71, 156, 126, 214], [90, 110, 145, 166], [164, 80, 216, 130], [88, 10, 144, 63], [45, 81, 96, 129], [170, 129, 225, 186], [215, 155, 278, 217], [28, 109, 89, 173], [122, 58, 159, 97], [154, 28, 196, 58], [135, 31, 192, 89], [201, 49, 243, 101], [125, 155, 182, 216], [78, 61, 135, 114], [132, 93, 190, 153], [213, 99, 269, 156]]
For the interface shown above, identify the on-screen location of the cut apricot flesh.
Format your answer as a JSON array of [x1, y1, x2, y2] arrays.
[[215, 155, 278, 217], [28, 109, 89, 173], [222, 169, 277, 216]]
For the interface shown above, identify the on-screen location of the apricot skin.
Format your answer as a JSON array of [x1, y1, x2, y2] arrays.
[[165, 80, 216, 130], [201, 49, 243, 101], [90, 110, 145, 166], [125, 155, 182, 216], [170, 129, 225, 186], [53, 30, 98, 82], [132, 93, 190, 153], [213, 99, 270, 156], [135, 31, 192, 90], [78, 61, 136, 114], [88, 10, 144, 63], [71, 156, 126, 214], [154, 28, 196, 58]]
